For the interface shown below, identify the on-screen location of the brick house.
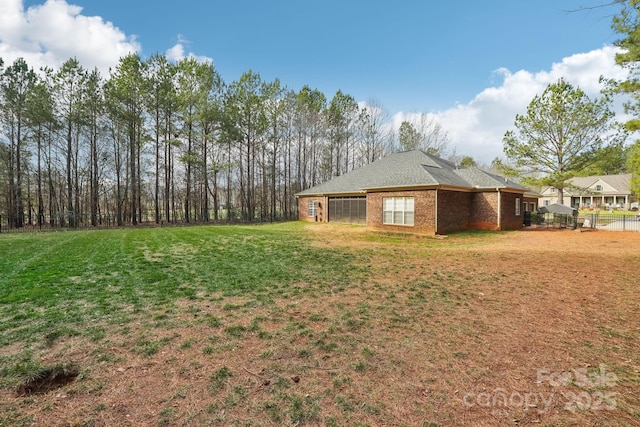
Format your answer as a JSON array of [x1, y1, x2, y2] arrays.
[[296, 150, 538, 234]]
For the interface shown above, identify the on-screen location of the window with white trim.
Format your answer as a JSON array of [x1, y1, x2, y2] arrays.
[[383, 197, 414, 226], [515, 198, 521, 216], [308, 200, 318, 217]]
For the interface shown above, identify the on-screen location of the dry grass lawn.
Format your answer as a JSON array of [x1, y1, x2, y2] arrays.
[[1, 224, 639, 426]]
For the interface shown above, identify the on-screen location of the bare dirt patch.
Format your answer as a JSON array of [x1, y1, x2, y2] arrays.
[[1, 226, 639, 426], [15, 364, 80, 396]]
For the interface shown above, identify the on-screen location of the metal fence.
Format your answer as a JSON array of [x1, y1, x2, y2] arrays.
[[0, 211, 292, 233], [0, 214, 118, 233], [581, 213, 640, 232], [530, 212, 640, 232]]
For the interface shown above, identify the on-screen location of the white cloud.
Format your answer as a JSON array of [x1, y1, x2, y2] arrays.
[[165, 43, 186, 62], [165, 35, 213, 64], [395, 46, 628, 166], [0, 1, 214, 75], [0, 0, 139, 75]]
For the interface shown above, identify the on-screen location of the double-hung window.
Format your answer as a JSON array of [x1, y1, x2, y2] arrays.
[[308, 200, 318, 217], [383, 197, 414, 226], [515, 198, 521, 216]]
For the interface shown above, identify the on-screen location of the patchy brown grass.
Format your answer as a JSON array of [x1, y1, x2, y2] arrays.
[[1, 224, 639, 426]]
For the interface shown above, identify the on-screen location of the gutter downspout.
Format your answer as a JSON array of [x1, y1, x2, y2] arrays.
[[435, 188, 439, 234], [497, 189, 502, 230]]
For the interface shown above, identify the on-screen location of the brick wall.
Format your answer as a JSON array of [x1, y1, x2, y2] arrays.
[[469, 192, 499, 230], [297, 196, 328, 222], [367, 190, 437, 234], [299, 189, 529, 233], [436, 190, 472, 234], [500, 191, 525, 230]]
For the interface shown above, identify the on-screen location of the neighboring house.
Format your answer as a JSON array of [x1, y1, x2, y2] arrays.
[[539, 174, 637, 210], [295, 150, 538, 235]]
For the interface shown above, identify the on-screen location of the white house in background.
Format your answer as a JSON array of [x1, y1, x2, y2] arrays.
[[539, 174, 637, 210]]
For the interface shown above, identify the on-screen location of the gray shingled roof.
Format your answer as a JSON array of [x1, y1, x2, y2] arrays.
[[568, 174, 631, 194], [296, 150, 531, 196], [540, 174, 632, 196]]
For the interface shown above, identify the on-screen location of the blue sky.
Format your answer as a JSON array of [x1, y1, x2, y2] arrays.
[[2, 0, 628, 163], [60, 0, 617, 112]]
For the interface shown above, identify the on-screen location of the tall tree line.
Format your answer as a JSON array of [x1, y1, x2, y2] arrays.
[[0, 54, 408, 228]]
